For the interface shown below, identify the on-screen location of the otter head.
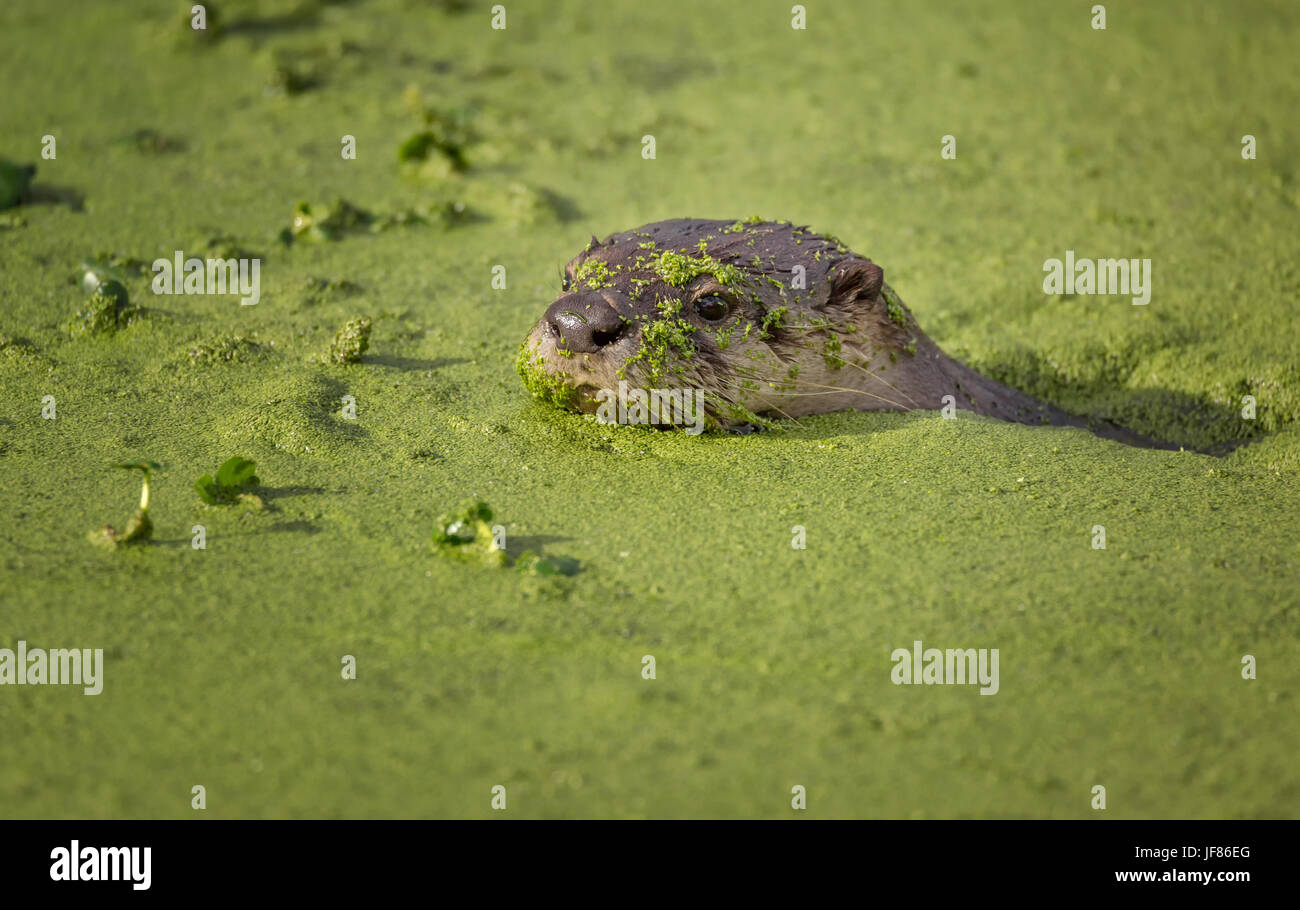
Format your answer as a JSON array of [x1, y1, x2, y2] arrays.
[[517, 218, 920, 429]]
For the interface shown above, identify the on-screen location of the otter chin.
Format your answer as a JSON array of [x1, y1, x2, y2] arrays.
[[518, 218, 1165, 446]]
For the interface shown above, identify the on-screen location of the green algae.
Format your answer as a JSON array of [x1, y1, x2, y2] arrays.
[[722, 215, 764, 234], [432, 499, 507, 566], [517, 341, 579, 409], [618, 297, 697, 385], [265, 58, 317, 97], [398, 129, 467, 173], [283, 198, 374, 243], [299, 276, 362, 303], [412, 198, 473, 229], [433, 500, 579, 578], [65, 280, 141, 335], [515, 551, 580, 577], [400, 91, 475, 168], [822, 332, 844, 369], [280, 196, 470, 244], [0, 333, 41, 363], [653, 250, 743, 289], [882, 285, 909, 329], [184, 332, 265, 364], [759, 305, 788, 338], [209, 373, 363, 458], [111, 128, 185, 154], [573, 258, 616, 289], [494, 181, 570, 225], [327, 316, 372, 364], [192, 231, 259, 262]]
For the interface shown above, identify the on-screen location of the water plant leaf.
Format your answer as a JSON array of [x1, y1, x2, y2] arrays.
[[432, 499, 505, 566], [194, 474, 218, 505], [196, 456, 260, 505], [215, 456, 259, 487]]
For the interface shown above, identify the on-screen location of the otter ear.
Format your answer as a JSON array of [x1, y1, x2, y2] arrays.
[[827, 258, 884, 306], [825, 258, 913, 348]]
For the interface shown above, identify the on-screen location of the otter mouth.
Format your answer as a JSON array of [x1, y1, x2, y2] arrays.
[[518, 285, 655, 416], [516, 319, 619, 415], [518, 319, 712, 433], [569, 383, 602, 414]]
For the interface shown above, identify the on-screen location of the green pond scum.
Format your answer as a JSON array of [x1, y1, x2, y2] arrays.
[[0, 0, 1297, 822], [618, 297, 697, 386], [64, 279, 141, 336], [326, 316, 372, 364], [433, 498, 578, 575], [432, 499, 508, 567], [651, 249, 744, 289], [517, 341, 579, 409]]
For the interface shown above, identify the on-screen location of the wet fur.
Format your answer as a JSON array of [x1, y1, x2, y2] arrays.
[[523, 219, 1170, 447]]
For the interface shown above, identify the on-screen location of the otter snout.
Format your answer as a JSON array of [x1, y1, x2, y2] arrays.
[[544, 293, 626, 353]]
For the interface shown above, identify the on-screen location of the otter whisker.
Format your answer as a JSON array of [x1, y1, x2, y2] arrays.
[[728, 365, 913, 412], [834, 357, 923, 408], [779, 334, 923, 408], [709, 374, 807, 428], [722, 375, 855, 401], [781, 378, 914, 411]]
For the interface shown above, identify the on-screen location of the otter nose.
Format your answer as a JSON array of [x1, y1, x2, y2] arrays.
[[545, 294, 626, 353]]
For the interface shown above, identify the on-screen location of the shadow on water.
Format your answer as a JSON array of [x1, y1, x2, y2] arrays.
[[362, 355, 467, 372], [24, 184, 85, 212], [150, 519, 321, 547], [973, 360, 1275, 456], [223, 7, 324, 37], [720, 382, 1274, 456], [505, 534, 575, 561], [259, 485, 326, 504]]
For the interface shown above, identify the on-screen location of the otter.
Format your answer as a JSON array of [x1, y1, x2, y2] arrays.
[[517, 218, 1164, 446]]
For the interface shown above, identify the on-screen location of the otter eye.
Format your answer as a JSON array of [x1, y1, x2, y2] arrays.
[[694, 295, 728, 321], [561, 274, 573, 291]]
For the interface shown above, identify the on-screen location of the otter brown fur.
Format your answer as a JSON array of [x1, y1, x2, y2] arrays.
[[518, 218, 1163, 445]]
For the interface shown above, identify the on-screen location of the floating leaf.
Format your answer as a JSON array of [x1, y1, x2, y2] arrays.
[[215, 456, 259, 487], [433, 499, 505, 566], [195, 474, 218, 505], [196, 456, 260, 505]]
